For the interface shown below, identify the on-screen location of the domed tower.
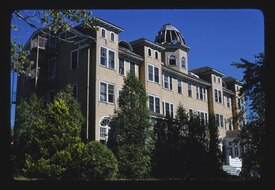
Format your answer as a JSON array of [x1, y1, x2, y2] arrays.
[[155, 23, 190, 74]]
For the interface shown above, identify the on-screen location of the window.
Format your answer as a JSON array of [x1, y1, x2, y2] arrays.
[[226, 96, 231, 108], [110, 32, 115, 42], [48, 58, 56, 80], [100, 47, 116, 69], [108, 50, 115, 69], [101, 28, 106, 38], [213, 75, 216, 83], [73, 84, 78, 99], [100, 82, 115, 104], [155, 51, 159, 60], [214, 89, 222, 103], [238, 97, 243, 110], [100, 47, 107, 66], [149, 95, 160, 113], [168, 55, 177, 66], [215, 114, 224, 127], [218, 77, 221, 84], [70, 49, 78, 70], [148, 64, 160, 83], [228, 118, 232, 131], [163, 73, 172, 90], [198, 111, 208, 125], [163, 102, 174, 117], [196, 86, 207, 101], [119, 59, 125, 75], [148, 48, 152, 57], [99, 116, 110, 143], [178, 79, 182, 94], [130, 62, 135, 74], [188, 83, 192, 97], [181, 57, 186, 69]]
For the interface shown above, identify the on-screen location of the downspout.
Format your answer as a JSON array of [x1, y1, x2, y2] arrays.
[[35, 35, 39, 87], [86, 47, 90, 140]]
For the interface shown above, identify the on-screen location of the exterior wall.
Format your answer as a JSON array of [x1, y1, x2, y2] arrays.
[[163, 49, 188, 75]]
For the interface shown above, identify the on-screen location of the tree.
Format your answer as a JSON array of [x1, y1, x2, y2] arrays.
[[207, 112, 223, 177], [232, 53, 265, 177], [107, 72, 153, 179], [80, 141, 118, 180], [11, 10, 94, 75]]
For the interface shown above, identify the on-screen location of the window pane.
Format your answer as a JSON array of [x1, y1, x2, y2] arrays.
[[181, 57, 186, 69], [171, 104, 173, 118], [154, 67, 159, 83], [178, 79, 182, 94], [101, 29, 105, 38], [119, 59, 124, 75], [164, 74, 168, 89], [165, 103, 170, 116], [108, 50, 115, 69], [188, 83, 192, 97], [111, 33, 114, 42], [149, 96, 154, 112], [100, 83, 107, 101], [108, 84, 114, 103], [155, 51, 158, 59], [169, 76, 173, 90], [130, 62, 135, 73], [148, 65, 153, 81], [148, 48, 151, 56], [215, 89, 218, 102], [155, 97, 160, 113], [218, 90, 222, 103], [100, 47, 107, 66], [169, 55, 176, 65], [100, 127, 107, 138]]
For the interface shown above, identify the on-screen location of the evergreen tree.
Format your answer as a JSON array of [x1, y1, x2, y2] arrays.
[[232, 53, 265, 177], [207, 112, 223, 177], [107, 72, 153, 179]]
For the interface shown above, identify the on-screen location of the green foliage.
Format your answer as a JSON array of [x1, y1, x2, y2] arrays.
[[207, 112, 223, 177], [11, 10, 94, 75], [232, 53, 265, 178], [80, 141, 118, 180], [107, 72, 153, 179]]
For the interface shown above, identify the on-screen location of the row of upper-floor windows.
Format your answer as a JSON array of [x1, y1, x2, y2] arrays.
[[168, 55, 186, 69], [100, 28, 115, 43], [147, 47, 160, 60]]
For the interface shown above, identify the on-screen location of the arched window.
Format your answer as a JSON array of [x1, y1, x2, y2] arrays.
[[101, 28, 106, 38], [148, 48, 152, 57], [168, 55, 177, 66], [99, 116, 110, 144], [181, 57, 186, 69], [110, 32, 115, 42]]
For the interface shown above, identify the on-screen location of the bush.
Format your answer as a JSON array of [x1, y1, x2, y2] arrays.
[[81, 141, 118, 180]]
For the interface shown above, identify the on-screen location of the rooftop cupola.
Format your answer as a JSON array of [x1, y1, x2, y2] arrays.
[[155, 23, 186, 45]]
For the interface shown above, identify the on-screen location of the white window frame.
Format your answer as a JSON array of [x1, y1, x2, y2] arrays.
[[155, 51, 159, 60], [148, 64, 160, 84], [147, 47, 152, 57], [177, 79, 182, 94], [168, 54, 177, 66], [70, 49, 79, 70], [162, 101, 174, 117], [99, 46, 116, 70], [214, 89, 222, 104], [196, 86, 207, 101], [197, 110, 208, 125], [99, 81, 115, 104], [181, 56, 186, 70], [100, 28, 106, 38], [188, 83, 192, 97], [215, 113, 224, 127], [110, 32, 115, 42], [148, 94, 161, 113], [162, 73, 173, 90], [119, 58, 125, 76]]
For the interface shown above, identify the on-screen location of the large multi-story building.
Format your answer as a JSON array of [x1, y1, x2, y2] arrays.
[[17, 17, 245, 175]]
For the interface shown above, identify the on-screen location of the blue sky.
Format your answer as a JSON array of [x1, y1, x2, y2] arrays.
[[11, 9, 264, 127]]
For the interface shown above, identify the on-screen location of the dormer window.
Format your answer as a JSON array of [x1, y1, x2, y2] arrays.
[[101, 28, 106, 38], [148, 48, 152, 57], [168, 55, 177, 66], [110, 32, 115, 42], [181, 56, 186, 69]]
